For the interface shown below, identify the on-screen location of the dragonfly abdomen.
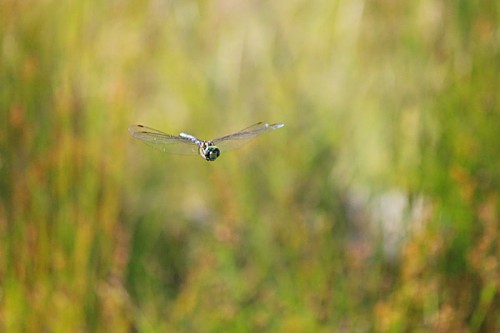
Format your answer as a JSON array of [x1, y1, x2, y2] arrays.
[[179, 132, 200, 144]]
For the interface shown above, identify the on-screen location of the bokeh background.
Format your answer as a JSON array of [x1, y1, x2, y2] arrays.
[[1, 0, 498, 332]]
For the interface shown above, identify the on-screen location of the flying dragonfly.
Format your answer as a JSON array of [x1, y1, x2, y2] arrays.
[[128, 122, 284, 161]]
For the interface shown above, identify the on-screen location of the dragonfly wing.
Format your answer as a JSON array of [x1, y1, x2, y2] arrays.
[[128, 125, 199, 155], [212, 122, 284, 151]]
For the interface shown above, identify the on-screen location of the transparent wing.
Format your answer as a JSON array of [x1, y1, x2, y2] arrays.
[[128, 125, 199, 155], [212, 122, 284, 151]]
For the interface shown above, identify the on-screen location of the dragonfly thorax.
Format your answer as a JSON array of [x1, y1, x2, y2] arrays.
[[199, 142, 220, 161]]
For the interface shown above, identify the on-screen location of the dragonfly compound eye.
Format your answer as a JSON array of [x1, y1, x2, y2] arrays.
[[205, 146, 220, 161]]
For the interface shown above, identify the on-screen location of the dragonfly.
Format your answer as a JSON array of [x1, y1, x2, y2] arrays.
[[128, 122, 284, 161]]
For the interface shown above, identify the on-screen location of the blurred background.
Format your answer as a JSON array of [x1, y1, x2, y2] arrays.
[[1, 0, 498, 331]]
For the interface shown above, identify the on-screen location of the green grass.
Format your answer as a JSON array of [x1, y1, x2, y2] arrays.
[[1, 0, 499, 332]]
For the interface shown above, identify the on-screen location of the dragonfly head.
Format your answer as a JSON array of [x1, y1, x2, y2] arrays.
[[200, 143, 220, 161]]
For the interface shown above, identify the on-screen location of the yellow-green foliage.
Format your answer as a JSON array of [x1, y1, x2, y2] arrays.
[[1, 0, 498, 332]]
